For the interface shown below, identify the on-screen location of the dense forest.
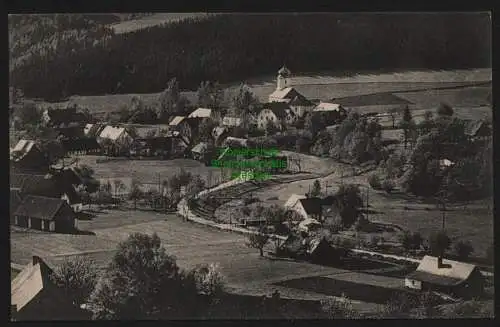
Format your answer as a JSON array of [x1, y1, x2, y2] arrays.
[[9, 13, 491, 101]]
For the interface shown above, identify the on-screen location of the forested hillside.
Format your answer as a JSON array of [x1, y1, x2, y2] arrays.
[[9, 13, 491, 101]]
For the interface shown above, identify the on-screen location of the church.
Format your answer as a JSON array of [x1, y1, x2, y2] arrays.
[[258, 66, 315, 130]]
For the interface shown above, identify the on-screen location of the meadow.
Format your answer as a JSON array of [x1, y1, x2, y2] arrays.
[[109, 13, 214, 34]]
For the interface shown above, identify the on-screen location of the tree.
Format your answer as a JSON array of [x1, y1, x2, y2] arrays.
[[387, 107, 401, 129], [50, 257, 98, 307], [197, 119, 217, 143], [428, 230, 451, 257], [453, 240, 474, 260], [265, 120, 279, 136], [197, 81, 224, 109], [247, 229, 270, 257], [399, 106, 416, 149], [368, 174, 382, 189], [400, 231, 423, 252], [128, 179, 143, 210], [310, 180, 321, 197], [231, 83, 259, 117], [377, 292, 417, 318], [113, 180, 125, 200], [16, 102, 42, 127], [158, 77, 184, 121], [185, 175, 206, 201], [117, 105, 131, 122], [437, 102, 454, 117], [191, 263, 225, 299], [334, 184, 363, 228], [87, 233, 196, 319]]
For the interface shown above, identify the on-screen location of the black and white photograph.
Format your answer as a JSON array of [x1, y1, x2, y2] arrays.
[[9, 12, 493, 320]]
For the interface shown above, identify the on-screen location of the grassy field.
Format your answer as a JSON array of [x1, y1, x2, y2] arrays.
[[29, 69, 491, 118], [74, 156, 224, 185]]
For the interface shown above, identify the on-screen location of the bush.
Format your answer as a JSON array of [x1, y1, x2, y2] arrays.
[[399, 231, 423, 252], [453, 240, 474, 260], [368, 174, 382, 189], [321, 294, 361, 319], [382, 179, 395, 193]]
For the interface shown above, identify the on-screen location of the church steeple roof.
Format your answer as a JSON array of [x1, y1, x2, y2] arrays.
[[278, 65, 291, 77]]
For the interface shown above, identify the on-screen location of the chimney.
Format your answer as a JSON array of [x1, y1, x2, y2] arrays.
[[437, 256, 443, 268], [32, 255, 44, 266]]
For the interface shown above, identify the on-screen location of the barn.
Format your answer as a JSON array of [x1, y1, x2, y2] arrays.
[[13, 196, 77, 233], [405, 255, 485, 299]]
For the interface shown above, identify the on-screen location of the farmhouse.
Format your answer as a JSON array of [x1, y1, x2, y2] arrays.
[[10, 172, 83, 213], [13, 196, 77, 232], [313, 102, 347, 125], [191, 142, 209, 161], [97, 125, 134, 156], [405, 255, 485, 299], [188, 107, 215, 119], [284, 195, 323, 221], [289, 94, 315, 118], [11, 256, 90, 320], [257, 102, 296, 130], [84, 123, 106, 137], [463, 119, 491, 140], [169, 116, 193, 144], [10, 140, 49, 173]]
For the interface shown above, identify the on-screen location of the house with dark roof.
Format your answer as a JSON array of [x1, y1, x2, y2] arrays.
[[10, 173, 83, 213], [257, 102, 296, 130], [11, 256, 91, 320], [462, 119, 491, 140], [13, 196, 77, 232], [312, 102, 348, 125], [285, 195, 324, 221], [405, 255, 485, 299], [10, 140, 49, 173]]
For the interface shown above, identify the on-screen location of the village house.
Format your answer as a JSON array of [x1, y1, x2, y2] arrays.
[[84, 123, 106, 137], [169, 116, 193, 145], [10, 172, 83, 213], [10, 140, 50, 173], [463, 119, 491, 141], [97, 125, 134, 156], [13, 196, 77, 232], [257, 102, 296, 130], [11, 256, 91, 320], [313, 102, 348, 125], [191, 142, 210, 162], [268, 66, 306, 103], [405, 255, 485, 299]]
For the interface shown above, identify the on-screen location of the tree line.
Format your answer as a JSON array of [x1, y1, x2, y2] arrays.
[[10, 13, 491, 101]]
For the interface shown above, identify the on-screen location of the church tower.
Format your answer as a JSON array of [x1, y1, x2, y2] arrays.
[[276, 65, 291, 90]]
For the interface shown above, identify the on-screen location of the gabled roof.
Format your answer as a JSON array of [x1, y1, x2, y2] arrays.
[[261, 102, 292, 119], [14, 196, 70, 221], [212, 126, 228, 140], [278, 65, 291, 76], [289, 95, 314, 107], [11, 257, 54, 312], [298, 218, 322, 232], [46, 109, 86, 125], [191, 142, 208, 154], [99, 126, 128, 141], [11, 140, 38, 161], [284, 194, 307, 208], [314, 102, 344, 112], [169, 116, 186, 126], [85, 123, 105, 137], [10, 174, 56, 194], [406, 255, 479, 286], [222, 116, 242, 127], [299, 197, 324, 216], [268, 87, 296, 101], [463, 119, 489, 137], [188, 108, 212, 119]]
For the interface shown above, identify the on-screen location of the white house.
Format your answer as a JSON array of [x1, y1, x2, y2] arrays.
[[257, 102, 296, 130], [98, 126, 133, 146], [284, 194, 323, 221]]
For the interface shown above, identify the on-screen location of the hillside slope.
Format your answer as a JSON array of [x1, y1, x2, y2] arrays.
[[9, 13, 491, 101]]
